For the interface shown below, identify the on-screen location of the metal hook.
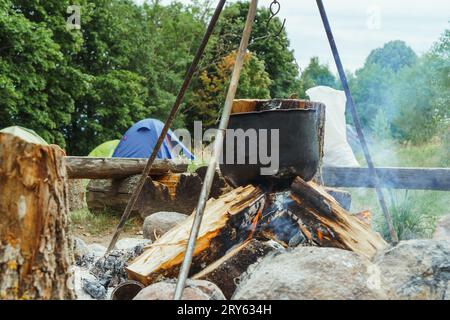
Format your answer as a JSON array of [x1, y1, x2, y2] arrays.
[[266, 0, 286, 38]]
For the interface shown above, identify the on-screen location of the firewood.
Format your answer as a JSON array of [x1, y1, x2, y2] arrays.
[[290, 177, 387, 259], [0, 133, 74, 299], [192, 239, 276, 299], [126, 185, 265, 285]]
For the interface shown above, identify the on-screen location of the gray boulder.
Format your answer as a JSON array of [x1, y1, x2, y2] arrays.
[[133, 279, 226, 300], [233, 246, 387, 300], [433, 215, 450, 241], [374, 239, 450, 300], [143, 211, 188, 241]]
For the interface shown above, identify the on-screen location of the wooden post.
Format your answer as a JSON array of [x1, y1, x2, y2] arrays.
[[0, 133, 74, 300]]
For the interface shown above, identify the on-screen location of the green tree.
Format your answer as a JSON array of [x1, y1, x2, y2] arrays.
[[391, 29, 449, 143], [0, 0, 88, 147], [366, 40, 417, 72], [299, 57, 336, 97], [141, 0, 207, 127], [350, 40, 418, 131], [189, 51, 271, 127], [67, 0, 206, 154], [69, 70, 148, 154], [199, 1, 299, 98]]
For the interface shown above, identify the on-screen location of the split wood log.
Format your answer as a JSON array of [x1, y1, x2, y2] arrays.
[[290, 177, 387, 259], [86, 169, 231, 218], [192, 239, 275, 299], [65, 156, 188, 179], [126, 185, 265, 285], [0, 133, 74, 300]]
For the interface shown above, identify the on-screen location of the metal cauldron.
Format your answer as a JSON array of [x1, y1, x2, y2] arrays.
[[220, 99, 325, 188]]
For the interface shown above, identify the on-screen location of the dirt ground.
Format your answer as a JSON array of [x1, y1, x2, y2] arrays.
[[72, 225, 143, 247], [69, 207, 144, 247]]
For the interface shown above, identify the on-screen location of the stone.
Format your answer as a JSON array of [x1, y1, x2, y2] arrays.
[[374, 239, 450, 300], [233, 246, 387, 300], [133, 279, 226, 300], [115, 238, 151, 251], [433, 215, 450, 241], [87, 243, 107, 258], [143, 211, 188, 241], [72, 265, 97, 300], [72, 237, 89, 264]]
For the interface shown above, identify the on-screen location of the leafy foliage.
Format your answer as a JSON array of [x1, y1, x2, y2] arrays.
[[348, 37, 448, 143], [0, 0, 88, 147], [365, 40, 417, 72], [299, 57, 336, 98], [0, 0, 448, 155], [390, 31, 449, 143], [189, 51, 271, 127], [195, 1, 300, 98]]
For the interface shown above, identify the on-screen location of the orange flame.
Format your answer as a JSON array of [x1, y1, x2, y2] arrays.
[[246, 210, 262, 241]]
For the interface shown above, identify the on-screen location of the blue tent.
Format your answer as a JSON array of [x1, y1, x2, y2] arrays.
[[112, 119, 194, 160]]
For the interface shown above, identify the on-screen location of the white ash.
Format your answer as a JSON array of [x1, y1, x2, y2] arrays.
[[73, 238, 149, 300]]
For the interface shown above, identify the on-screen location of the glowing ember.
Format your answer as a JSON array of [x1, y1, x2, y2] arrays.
[[246, 209, 262, 241]]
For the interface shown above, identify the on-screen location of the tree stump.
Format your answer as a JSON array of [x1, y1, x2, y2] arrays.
[[0, 133, 75, 300]]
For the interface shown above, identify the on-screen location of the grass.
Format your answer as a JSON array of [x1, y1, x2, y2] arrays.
[[69, 207, 140, 236], [350, 137, 449, 241]]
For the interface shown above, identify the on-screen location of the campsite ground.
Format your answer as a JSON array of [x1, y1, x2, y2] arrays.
[[69, 137, 449, 243], [70, 208, 143, 246]]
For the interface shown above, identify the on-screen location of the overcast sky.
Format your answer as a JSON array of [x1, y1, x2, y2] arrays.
[[135, 0, 450, 72]]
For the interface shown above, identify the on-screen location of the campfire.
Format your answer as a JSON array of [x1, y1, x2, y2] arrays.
[[124, 99, 387, 299], [125, 178, 386, 298]]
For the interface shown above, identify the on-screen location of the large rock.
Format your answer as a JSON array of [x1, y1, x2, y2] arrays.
[[374, 240, 450, 300], [133, 279, 226, 300], [143, 211, 188, 241], [233, 246, 387, 300], [433, 215, 450, 241]]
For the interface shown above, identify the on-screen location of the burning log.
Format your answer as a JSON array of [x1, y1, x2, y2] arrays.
[[192, 239, 276, 299], [126, 177, 386, 291], [126, 185, 265, 285], [0, 133, 74, 299], [290, 177, 387, 259]]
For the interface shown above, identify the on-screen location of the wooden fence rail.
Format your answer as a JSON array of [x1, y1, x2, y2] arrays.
[[65, 157, 450, 191]]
